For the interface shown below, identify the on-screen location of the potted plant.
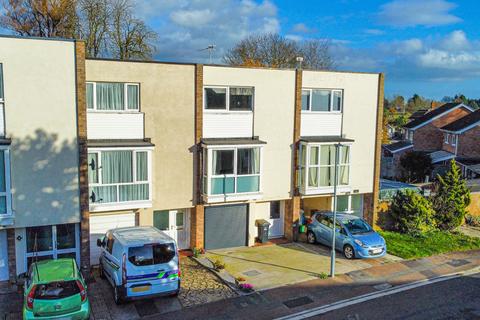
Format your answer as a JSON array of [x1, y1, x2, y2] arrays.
[[238, 283, 254, 292]]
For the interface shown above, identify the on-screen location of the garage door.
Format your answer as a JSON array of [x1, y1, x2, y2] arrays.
[[204, 204, 247, 250], [89, 212, 136, 265]]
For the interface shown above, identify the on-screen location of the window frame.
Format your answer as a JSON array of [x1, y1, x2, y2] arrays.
[[88, 147, 152, 206], [301, 88, 343, 113], [0, 63, 4, 103], [334, 194, 364, 217], [203, 145, 262, 196], [0, 147, 12, 216], [86, 81, 140, 112], [203, 86, 254, 113], [299, 142, 352, 193]]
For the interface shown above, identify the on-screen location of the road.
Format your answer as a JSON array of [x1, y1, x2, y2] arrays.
[[304, 272, 480, 320]]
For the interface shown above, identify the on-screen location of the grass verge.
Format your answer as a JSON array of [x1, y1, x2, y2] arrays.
[[379, 230, 480, 259]]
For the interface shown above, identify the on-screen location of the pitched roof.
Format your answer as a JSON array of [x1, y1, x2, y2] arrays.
[[441, 109, 480, 133], [409, 109, 429, 120], [404, 103, 471, 129], [428, 150, 455, 164]]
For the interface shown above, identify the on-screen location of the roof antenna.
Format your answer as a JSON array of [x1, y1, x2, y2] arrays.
[[199, 45, 216, 64]]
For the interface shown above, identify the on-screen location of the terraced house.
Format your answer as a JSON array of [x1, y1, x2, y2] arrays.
[[0, 36, 383, 285]]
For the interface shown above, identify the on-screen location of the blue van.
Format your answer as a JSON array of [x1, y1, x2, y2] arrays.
[[97, 226, 180, 304]]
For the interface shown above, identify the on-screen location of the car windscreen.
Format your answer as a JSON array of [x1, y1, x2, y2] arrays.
[[34, 281, 80, 300], [128, 243, 176, 266], [341, 218, 372, 234]]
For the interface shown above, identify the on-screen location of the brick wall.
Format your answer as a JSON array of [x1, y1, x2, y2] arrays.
[[442, 139, 456, 154], [457, 126, 480, 158], [7, 229, 15, 283], [75, 41, 90, 273], [413, 107, 470, 152], [371, 73, 384, 227]]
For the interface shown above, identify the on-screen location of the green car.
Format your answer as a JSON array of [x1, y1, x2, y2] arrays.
[[22, 258, 90, 320]]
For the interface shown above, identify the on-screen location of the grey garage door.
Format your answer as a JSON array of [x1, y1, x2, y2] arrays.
[[204, 204, 248, 250]]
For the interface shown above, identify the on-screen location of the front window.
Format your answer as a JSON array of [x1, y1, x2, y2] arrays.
[[0, 149, 12, 216], [307, 145, 350, 188], [336, 194, 364, 217], [86, 82, 139, 111], [205, 147, 261, 195], [301, 88, 343, 112], [0, 63, 4, 101], [204, 86, 254, 111], [88, 150, 150, 205]]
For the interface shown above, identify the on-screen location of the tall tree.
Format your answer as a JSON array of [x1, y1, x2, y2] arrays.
[[399, 151, 433, 183], [432, 160, 471, 231], [224, 33, 334, 70], [406, 94, 430, 113], [0, 0, 78, 37], [108, 0, 157, 60], [77, 0, 109, 58]]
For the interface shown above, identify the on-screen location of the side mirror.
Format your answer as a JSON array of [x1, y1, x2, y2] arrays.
[[18, 272, 28, 280], [97, 238, 103, 247]]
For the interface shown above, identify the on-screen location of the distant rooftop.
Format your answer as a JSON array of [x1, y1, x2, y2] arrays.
[[441, 109, 480, 133], [404, 103, 469, 129]]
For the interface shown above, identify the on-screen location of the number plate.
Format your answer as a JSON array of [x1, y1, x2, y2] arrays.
[[131, 285, 150, 293], [372, 248, 382, 254]]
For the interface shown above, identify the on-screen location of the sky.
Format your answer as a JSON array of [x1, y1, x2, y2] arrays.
[[133, 0, 480, 100]]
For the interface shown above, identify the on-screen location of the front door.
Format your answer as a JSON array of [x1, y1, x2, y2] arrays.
[[153, 209, 190, 250], [267, 201, 285, 238]]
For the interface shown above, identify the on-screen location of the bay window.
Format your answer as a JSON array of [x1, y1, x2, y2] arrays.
[[204, 86, 254, 111], [301, 88, 342, 112], [204, 146, 261, 197], [299, 143, 351, 194], [86, 82, 139, 111], [88, 149, 151, 206]]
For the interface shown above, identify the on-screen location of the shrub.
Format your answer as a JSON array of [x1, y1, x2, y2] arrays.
[[212, 259, 225, 270], [389, 189, 436, 234], [432, 160, 471, 231], [399, 151, 433, 183], [192, 247, 205, 258]]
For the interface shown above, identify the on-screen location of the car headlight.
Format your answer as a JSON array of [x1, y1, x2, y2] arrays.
[[354, 239, 368, 248]]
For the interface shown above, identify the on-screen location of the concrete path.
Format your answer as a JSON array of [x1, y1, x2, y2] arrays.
[[205, 242, 400, 291], [157, 249, 480, 320]]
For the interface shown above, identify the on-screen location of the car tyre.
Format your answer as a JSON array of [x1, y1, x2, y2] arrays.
[[307, 231, 316, 244], [343, 244, 355, 259], [114, 285, 124, 305]]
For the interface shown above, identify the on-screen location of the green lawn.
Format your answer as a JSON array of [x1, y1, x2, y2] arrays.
[[379, 230, 480, 259]]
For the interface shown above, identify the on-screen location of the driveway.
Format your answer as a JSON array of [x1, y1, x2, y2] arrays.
[[205, 242, 401, 291]]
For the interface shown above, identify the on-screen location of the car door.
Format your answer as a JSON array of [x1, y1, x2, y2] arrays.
[[101, 232, 119, 286], [335, 221, 348, 251], [315, 215, 333, 245]]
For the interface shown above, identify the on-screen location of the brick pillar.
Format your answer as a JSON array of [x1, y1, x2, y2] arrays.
[[371, 73, 385, 228], [7, 229, 16, 284], [284, 69, 303, 241], [191, 64, 205, 249], [74, 41, 90, 273], [363, 193, 374, 225]]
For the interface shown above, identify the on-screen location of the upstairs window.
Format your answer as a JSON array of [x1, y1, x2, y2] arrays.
[[204, 86, 254, 111], [0, 149, 11, 215], [0, 63, 3, 101], [86, 82, 139, 111], [301, 89, 342, 112], [306, 144, 350, 188]]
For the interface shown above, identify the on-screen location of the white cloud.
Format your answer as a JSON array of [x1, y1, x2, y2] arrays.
[[136, 0, 280, 63], [364, 28, 385, 35], [378, 0, 461, 27], [292, 23, 314, 33]]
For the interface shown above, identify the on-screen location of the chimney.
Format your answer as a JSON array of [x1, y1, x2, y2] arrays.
[[431, 101, 443, 110]]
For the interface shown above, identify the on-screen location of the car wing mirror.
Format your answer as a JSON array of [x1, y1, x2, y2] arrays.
[[97, 238, 104, 247]]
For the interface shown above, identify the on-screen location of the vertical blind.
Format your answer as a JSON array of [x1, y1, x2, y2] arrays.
[[96, 83, 124, 110]]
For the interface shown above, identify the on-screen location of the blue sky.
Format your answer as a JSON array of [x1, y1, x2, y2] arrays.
[[134, 0, 480, 100]]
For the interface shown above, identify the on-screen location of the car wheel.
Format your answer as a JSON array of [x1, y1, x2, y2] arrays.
[[343, 244, 355, 259], [114, 286, 123, 305], [307, 231, 316, 244]]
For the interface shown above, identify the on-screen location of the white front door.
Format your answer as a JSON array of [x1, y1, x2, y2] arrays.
[[0, 230, 8, 281], [268, 201, 285, 238], [153, 209, 190, 250]]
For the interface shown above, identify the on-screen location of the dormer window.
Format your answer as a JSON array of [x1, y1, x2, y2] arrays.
[[86, 82, 139, 111]]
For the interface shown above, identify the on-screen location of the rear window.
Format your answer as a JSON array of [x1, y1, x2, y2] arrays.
[[128, 243, 176, 266], [34, 281, 80, 300]]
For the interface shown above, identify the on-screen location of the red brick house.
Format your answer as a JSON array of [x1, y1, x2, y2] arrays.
[[403, 102, 473, 152]]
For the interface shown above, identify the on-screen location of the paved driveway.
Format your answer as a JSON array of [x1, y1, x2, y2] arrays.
[[205, 242, 401, 291]]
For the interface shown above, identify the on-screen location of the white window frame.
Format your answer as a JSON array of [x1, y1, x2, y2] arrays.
[[445, 133, 450, 144], [0, 147, 12, 217], [451, 134, 457, 146], [301, 88, 343, 113], [88, 147, 153, 211], [203, 86, 254, 113], [86, 81, 140, 112], [333, 194, 364, 216], [299, 142, 352, 195], [0, 63, 4, 103], [202, 145, 263, 203], [25, 224, 80, 270]]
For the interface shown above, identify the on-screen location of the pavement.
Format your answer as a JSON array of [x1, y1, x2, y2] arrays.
[[458, 225, 480, 238], [156, 249, 480, 320], [205, 242, 401, 291]]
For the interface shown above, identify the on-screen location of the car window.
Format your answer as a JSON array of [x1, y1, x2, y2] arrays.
[[128, 243, 176, 266], [317, 215, 333, 228], [34, 281, 80, 300], [341, 218, 372, 234]]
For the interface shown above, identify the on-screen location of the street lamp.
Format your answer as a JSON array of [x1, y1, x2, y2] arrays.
[[330, 143, 341, 278]]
